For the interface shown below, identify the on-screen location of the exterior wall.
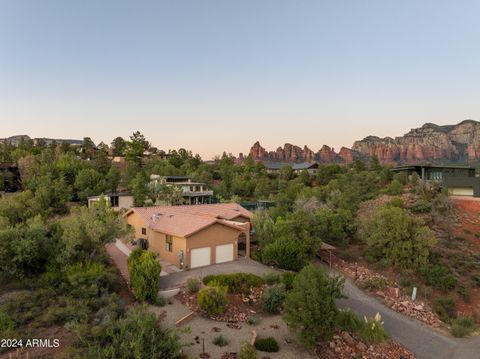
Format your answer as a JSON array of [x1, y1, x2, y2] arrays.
[[231, 215, 250, 223], [149, 231, 186, 268], [125, 211, 147, 239], [185, 223, 241, 269], [118, 196, 134, 210]]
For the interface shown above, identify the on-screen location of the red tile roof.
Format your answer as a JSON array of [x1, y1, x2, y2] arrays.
[[125, 203, 251, 238]]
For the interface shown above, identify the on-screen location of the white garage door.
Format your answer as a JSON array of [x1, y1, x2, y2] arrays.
[[215, 244, 234, 264], [448, 187, 474, 196], [190, 247, 211, 268]]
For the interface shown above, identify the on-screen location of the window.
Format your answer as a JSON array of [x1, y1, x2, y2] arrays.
[[110, 195, 119, 207], [165, 235, 173, 252], [141, 227, 147, 235]]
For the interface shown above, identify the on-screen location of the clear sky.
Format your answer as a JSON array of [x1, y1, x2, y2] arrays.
[[1, 0, 480, 159]]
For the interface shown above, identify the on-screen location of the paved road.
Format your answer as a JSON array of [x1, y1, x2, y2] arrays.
[[161, 259, 480, 358], [338, 276, 480, 359]]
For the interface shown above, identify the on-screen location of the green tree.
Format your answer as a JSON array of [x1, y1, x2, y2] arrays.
[[74, 168, 106, 202], [283, 264, 344, 346], [106, 165, 121, 193], [128, 249, 161, 302], [111, 136, 127, 156], [252, 210, 274, 249], [132, 172, 148, 206], [385, 179, 404, 195], [360, 206, 436, 271]]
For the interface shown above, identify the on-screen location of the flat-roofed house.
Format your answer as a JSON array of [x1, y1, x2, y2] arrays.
[[124, 203, 252, 270], [391, 164, 480, 197], [88, 192, 134, 211]]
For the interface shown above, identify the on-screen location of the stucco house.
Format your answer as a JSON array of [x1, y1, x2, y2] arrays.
[[88, 192, 134, 211], [124, 203, 252, 270]]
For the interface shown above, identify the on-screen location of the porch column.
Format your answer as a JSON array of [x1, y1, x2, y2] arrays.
[[245, 227, 251, 259]]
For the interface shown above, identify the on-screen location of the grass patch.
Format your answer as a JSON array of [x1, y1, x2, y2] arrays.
[[212, 335, 229, 347], [451, 316, 476, 337], [254, 337, 279, 352]]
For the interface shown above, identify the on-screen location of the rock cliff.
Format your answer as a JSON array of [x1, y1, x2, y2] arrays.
[[246, 120, 480, 164]]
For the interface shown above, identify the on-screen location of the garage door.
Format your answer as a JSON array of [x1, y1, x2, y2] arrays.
[[448, 187, 474, 196], [190, 247, 211, 268], [215, 244, 234, 264]]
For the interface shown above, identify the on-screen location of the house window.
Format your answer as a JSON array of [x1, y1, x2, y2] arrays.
[[141, 227, 147, 235], [165, 235, 173, 252], [110, 195, 119, 207]]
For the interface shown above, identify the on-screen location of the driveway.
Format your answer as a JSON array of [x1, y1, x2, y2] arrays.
[[159, 258, 279, 289], [332, 268, 480, 359]]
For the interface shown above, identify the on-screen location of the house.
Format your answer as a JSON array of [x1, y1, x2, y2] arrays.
[[124, 203, 252, 269], [150, 175, 214, 205], [263, 162, 319, 175], [391, 165, 480, 197], [88, 192, 134, 211]]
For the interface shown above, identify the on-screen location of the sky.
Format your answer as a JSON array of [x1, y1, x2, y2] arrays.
[[1, 0, 480, 159]]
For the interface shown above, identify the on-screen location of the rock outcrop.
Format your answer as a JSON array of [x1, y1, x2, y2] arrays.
[[247, 141, 363, 164], [246, 120, 480, 164], [352, 120, 480, 163]]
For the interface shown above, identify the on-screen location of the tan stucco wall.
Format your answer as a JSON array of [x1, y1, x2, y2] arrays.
[[125, 211, 147, 239], [185, 223, 241, 269], [119, 196, 134, 210], [149, 231, 186, 268]]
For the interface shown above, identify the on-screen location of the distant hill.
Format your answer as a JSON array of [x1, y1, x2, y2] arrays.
[[0, 135, 84, 146], [243, 120, 480, 165]]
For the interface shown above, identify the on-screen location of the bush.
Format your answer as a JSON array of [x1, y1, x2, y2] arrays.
[[212, 335, 229, 347], [254, 337, 279, 352], [336, 309, 363, 333], [282, 272, 297, 290], [203, 273, 264, 294], [127, 249, 162, 303], [360, 276, 393, 292], [359, 313, 389, 344], [473, 274, 480, 287], [261, 237, 308, 271], [421, 265, 457, 292], [387, 197, 404, 208], [360, 206, 436, 271], [408, 199, 432, 214], [197, 284, 228, 316], [247, 315, 260, 326], [186, 277, 200, 293], [263, 272, 281, 285], [239, 342, 257, 359], [66, 261, 113, 298], [433, 296, 457, 323], [385, 180, 404, 195], [0, 310, 15, 336], [261, 285, 286, 314], [458, 283, 471, 303], [451, 316, 476, 337], [283, 264, 344, 346]]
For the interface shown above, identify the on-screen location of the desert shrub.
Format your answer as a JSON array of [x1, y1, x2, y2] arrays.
[[197, 283, 228, 316], [408, 199, 432, 214], [473, 274, 480, 287], [203, 273, 263, 294], [65, 261, 113, 298], [37, 296, 90, 326], [72, 306, 182, 358], [360, 206, 436, 271], [254, 337, 279, 352], [360, 276, 393, 291], [261, 285, 286, 314], [283, 264, 344, 346], [263, 272, 281, 285], [282, 271, 297, 290], [239, 342, 257, 359], [212, 335, 229, 347], [127, 249, 161, 303], [336, 309, 363, 333], [458, 283, 471, 303], [186, 277, 200, 293], [433, 296, 457, 323], [261, 237, 308, 271], [387, 197, 404, 208], [0, 310, 15, 336], [451, 316, 476, 337], [247, 315, 260, 325], [385, 180, 404, 195], [359, 313, 389, 344], [421, 265, 457, 292]]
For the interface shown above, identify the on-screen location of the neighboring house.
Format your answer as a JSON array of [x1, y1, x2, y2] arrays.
[[263, 162, 319, 175], [124, 203, 252, 270], [392, 164, 480, 197], [88, 192, 134, 211], [150, 175, 214, 205]]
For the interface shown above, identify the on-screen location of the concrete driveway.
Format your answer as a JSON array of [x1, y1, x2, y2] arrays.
[[159, 258, 278, 289]]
